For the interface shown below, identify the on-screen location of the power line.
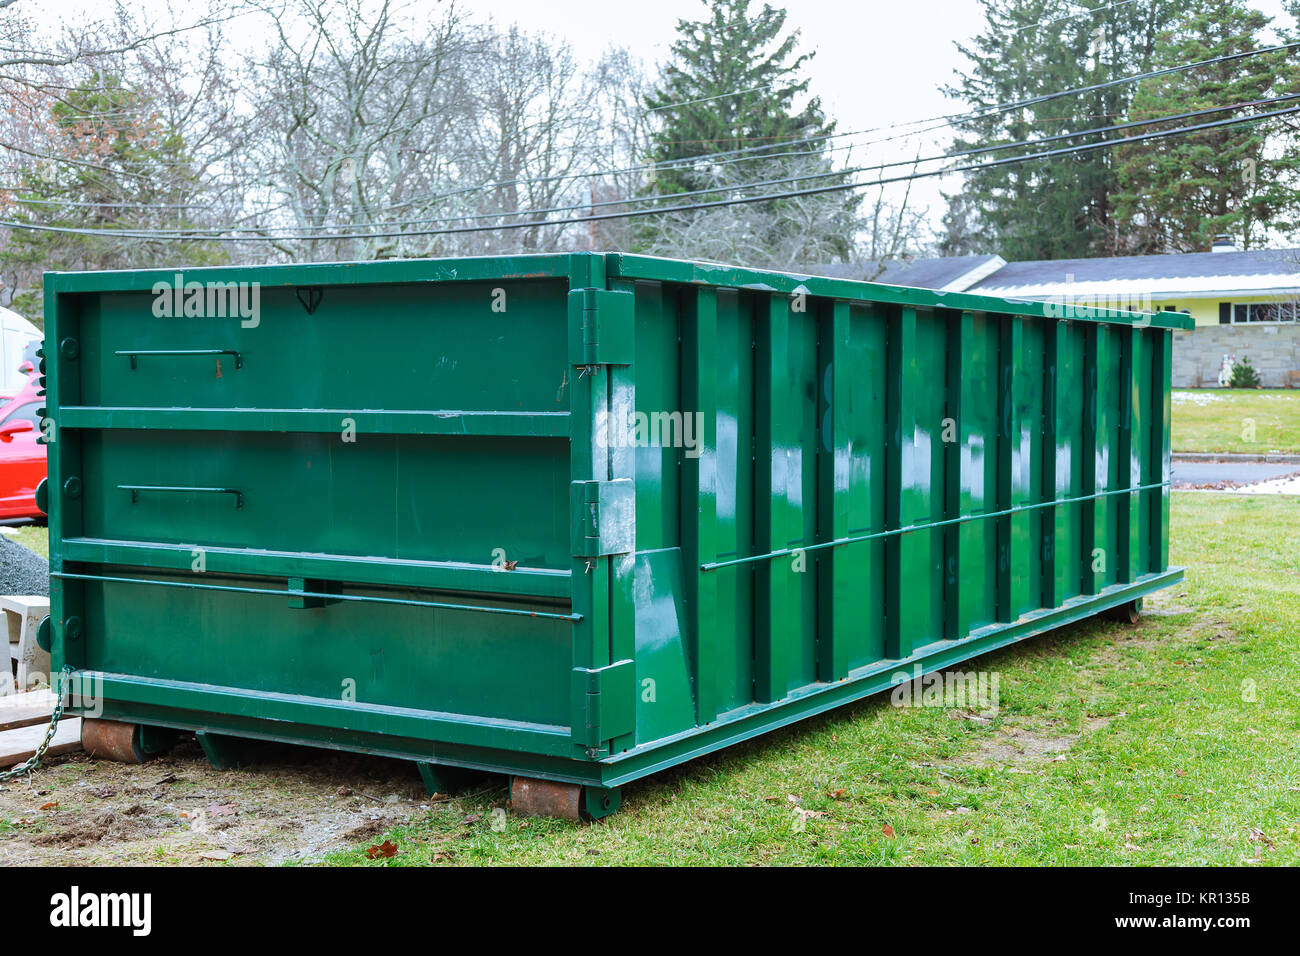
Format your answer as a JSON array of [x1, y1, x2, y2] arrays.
[[73, 92, 1299, 238], [647, 84, 769, 112], [951, 40, 1300, 128], [5, 38, 1294, 241], [1013, 0, 1143, 34], [0, 195, 205, 210], [6, 105, 1293, 243], [355, 39, 1300, 217]]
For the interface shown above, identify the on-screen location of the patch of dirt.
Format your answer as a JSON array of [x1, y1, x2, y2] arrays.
[[952, 715, 1112, 767], [31, 806, 170, 848], [0, 736, 469, 866]]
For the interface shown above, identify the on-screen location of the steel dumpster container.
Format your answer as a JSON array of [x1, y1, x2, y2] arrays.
[[40, 252, 1189, 818]]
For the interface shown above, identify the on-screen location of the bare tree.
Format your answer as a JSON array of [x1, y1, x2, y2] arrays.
[[0, 2, 248, 311], [243, 0, 468, 261], [586, 46, 656, 251], [855, 155, 934, 280], [440, 23, 605, 256], [636, 150, 915, 272]]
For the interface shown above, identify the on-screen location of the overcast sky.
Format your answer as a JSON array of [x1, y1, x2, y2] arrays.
[[477, 0, 1295, 232], [28, 0, 1300, 238]]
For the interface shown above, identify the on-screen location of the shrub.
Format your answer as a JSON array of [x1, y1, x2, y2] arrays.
[[1229, 355, 1261, 389]]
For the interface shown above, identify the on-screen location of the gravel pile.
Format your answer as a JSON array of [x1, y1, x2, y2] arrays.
[[0, 534, 48, 596]]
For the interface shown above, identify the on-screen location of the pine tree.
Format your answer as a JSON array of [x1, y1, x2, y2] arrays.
[[639, 0, 854, 261], [944, 0, 1183, 260], [1229, 355, 1261, 388], [646, 0, 829, 189], [1111, 0, 1297, 253]]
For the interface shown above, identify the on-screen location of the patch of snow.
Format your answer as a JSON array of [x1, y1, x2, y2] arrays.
[[1227, 474, 1300, 495], [1172, 391, 1225, 406]]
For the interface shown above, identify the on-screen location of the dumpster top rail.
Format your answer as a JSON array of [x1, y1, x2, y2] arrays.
[[45, 252, 1195, 331]]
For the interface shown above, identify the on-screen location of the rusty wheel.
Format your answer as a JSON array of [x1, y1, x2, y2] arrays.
[[81, 718, 146, 763], [510, 777, 582, 822]]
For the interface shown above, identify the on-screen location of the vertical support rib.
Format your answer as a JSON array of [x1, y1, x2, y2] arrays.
[[1093, 324, 1117, 591], [941, 311, 965, 640], [1040, 319, 1060, 610], [1155, 328, 1173, 573], [683, 285, 719, 723], [46, 292, 86, 673], [566, 254, 612, 749], [818, 301, 851, 680], [755, 293, 803, 702], [884, 306, 920, 659], [607, 276, 639, 753], [1115, 326, 1134, 584], [993, 315, 1018, 622], [1080, 324, 1099, 596]]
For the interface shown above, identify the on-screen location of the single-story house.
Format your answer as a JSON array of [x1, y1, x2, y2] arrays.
[[814, 239, 1300, 388]]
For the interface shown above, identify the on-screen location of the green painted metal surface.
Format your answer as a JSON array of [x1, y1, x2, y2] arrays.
[[43, 252, 1188, 805]]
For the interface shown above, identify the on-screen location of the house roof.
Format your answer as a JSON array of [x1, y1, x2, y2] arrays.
[[811, 247, 1300, 301], [970, 248, 1300, 300], [812, 255, 1005, 292]]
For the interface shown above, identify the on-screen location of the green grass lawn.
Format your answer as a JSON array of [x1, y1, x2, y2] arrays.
[[9, 497, 1298, 866], [315, 493, 1300, 866], [1172, 389, 1300, 455]]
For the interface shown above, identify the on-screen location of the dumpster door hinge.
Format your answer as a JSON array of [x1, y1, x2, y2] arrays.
[[570, 479, 635, 557], [568, 289, 634, 367], [571, 659, 635, 748]]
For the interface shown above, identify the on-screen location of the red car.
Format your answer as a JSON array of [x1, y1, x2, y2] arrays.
[[0, 361, 46, 520]]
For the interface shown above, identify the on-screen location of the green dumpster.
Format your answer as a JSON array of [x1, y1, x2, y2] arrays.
[[40, 252, 1188, 818]]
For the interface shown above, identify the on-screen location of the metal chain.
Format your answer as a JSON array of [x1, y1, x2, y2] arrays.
[[0, 666, 74, 784]]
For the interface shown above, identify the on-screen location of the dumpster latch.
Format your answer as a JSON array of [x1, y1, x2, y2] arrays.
[[571, 659, 635, 748], [571, 479, 635, 557], [568, 289, 634, 367]]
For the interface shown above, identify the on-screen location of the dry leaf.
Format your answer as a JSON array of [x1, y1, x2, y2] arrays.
[[366, 840, 398, 859], [1248, 828, 1274, 848], [882, 823, 896, 839]]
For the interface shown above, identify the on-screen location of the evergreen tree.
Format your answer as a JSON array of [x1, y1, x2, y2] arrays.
[[1111, 0, 1296, 253], [944, 0, 1182, 260], [639, 0, 854, 261]]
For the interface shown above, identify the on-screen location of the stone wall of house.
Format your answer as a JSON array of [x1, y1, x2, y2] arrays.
[[1171, 324, 1300, 388]]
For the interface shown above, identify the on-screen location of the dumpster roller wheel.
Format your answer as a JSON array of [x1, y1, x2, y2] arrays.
[[1105, 598, 1143, 625], [510, 777, 620, 821], [81, 719, 177, 764]]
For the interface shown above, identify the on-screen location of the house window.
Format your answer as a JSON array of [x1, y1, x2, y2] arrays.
[[1225, 302, 1297, 324]]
